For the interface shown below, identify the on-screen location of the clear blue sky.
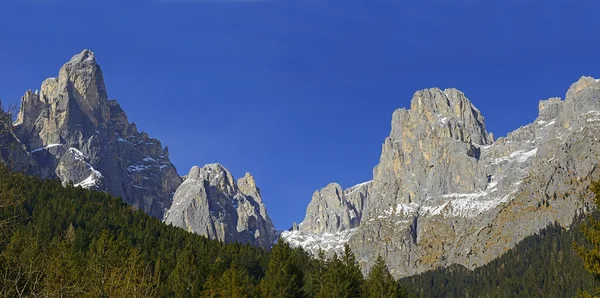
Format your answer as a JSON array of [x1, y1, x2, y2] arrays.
[[1, 0, 600, 230]]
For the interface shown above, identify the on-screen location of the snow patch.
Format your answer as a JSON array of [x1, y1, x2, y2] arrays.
[[344, 180, 372, 196], [128, 164, 150, 172], [143, 156, 157, 163], [30, 143, 62, 153], [67, 147, 103, 189], [74, 174, 98, 188], [281, 228, 357, 255], [492, 148, 538, 165]]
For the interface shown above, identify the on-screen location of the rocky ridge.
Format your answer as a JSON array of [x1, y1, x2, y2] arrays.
[[283, 77, 600, 278], [6, 50, 280, 248], [164, 163, 278, 248], [12, 50, 183, 218]]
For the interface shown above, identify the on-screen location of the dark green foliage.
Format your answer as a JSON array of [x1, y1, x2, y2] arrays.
[[400, 221, 599, 297], [362, 255, 404, 298], [0, 165, 268, 297], [573, 181, 600, 297], [260, 238, 304, 298], [0, 164, 406, 297], [5, 161, 596, 297], [316, 245, 364, 298], [304, 250, 327, 297]]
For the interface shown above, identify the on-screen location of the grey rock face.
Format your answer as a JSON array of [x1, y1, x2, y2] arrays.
[[0, 106, 37, 174], [299, 181, 370, 234], [284, 77, 600, 278], [13, 50, 182, 218], [164, 164, 278, 248]]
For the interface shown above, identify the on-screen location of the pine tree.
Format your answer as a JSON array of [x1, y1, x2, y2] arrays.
[[218, 266, 254, 298], [42, 224, 84, 297], [304, 250, 326, 297], [317, 246, 363, 298], [260, 238, 303, 298], [341, 244, 363, 297], [362, 255, 404, 298], [573, 181, 600, 297], [201, 275, 220, 298], [166, 245, 203, 298], [85, 230, 129, 297]]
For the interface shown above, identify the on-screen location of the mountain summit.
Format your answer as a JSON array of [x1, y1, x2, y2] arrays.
[[7, 50, 280, 249], [164, 163, 278, 248], [284, 79, 600, 277], [13, 49, 183, 218]]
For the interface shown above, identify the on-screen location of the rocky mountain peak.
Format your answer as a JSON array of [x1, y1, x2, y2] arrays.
[[12, 50, 182, 218], [566, 76, 599, 100], [538, 97, 563, 122], [284, 76, 600, 278], [165, 164, 277, 248], [67, 49, 96, 64], [238, 172, 261, 199], [391, 88, 492, 146], [296, 181, 367, 235]]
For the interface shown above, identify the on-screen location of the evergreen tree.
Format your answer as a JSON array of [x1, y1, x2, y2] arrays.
[[304, 250, 326, 297], [573, 181, 600, 297], [166, 245, 203, 298], [218, 266, 255, 298], [362, 255, 404, 298], [340, 244, 363, 298], [42, 225, 84, 297], [317, 246, 363, 298], [201, 275, 220, 298], [85, 230, 128, 297], [260, 238, 303, 298]]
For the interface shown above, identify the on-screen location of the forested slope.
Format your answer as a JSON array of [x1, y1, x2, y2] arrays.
[[400, 215, 598, 297], [0, 165, 403, 297]]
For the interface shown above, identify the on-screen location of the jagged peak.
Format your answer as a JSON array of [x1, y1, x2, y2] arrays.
[[566, 76, 599, 100], [238, 172, 257, 189], [313, 182, 344, 201], [67, 49, 96, 65], [410, 88, 486, 124], [391, 87, 492, 145], [537, 97, 563, 122], [185, 163, 237, 190], [238, 172, 263, 199]]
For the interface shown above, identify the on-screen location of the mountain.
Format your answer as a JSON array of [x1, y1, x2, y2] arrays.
[[7, 50, 279, 248], [283, 77, 600, 278], [0, 105, 37, 174], [164, 163, 278, 248], [12, 50, 182, 218]]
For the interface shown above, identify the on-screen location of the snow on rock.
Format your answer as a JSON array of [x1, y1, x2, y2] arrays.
[[281, 228, 357, 255], [67, 147, 103, 189], [128, 164, 151, 172], [30, 143, 63, 153], [74, 174, 99, 188], [492, 148, 538, 165], [344, 180, 372, 196]]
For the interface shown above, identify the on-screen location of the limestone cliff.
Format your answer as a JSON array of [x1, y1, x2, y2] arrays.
[[164, 164, 278, 248], [13, 50, 182, 218], [283, 77, 600, 277]]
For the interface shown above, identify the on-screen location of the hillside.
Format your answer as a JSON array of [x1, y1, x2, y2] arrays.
[[0, 165, 405, 297]]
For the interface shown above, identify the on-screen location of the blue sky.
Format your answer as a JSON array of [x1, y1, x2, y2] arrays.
[[1, 0, 600, 229]]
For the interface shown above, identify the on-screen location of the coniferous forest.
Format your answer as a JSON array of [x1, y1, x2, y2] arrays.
[[0, 165, 403, 297], [0, 163, 600, 297]]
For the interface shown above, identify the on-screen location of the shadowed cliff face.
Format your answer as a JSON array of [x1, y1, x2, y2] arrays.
[[284, 77, 600, 278], [164, 164, 278, 249], [7, 50, 280, 249], [13, 50, 182, 218]]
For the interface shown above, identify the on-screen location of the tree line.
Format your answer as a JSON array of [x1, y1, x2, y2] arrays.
[[0, 164, 404, 297]]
